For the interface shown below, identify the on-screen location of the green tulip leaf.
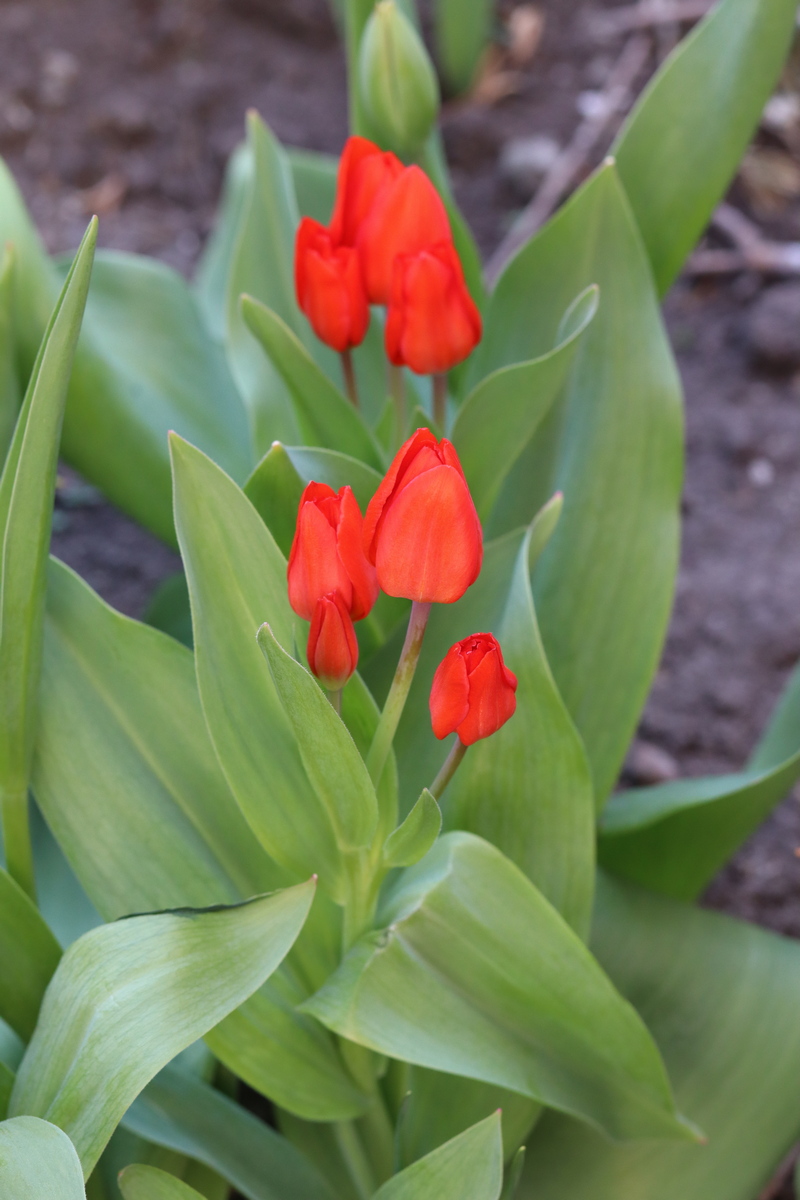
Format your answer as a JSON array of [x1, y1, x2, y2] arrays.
[[244, 441, 306, 557], [240, 297, 384, 471], [0, 1116, 85, 1199], [0, 866, 61, 1041], [143, 572, 193, 650], [519, 873, 800, 1200], [376, 1112, 503, 1200], [0, 247, 21, 469], [124, 1066, 337, 1200], [195, 141, 251, 340], [383, 789, 442, 869], [119, 1165, 205, 1200], [10, 882, 315, 1176], [433, 0, 494, 94], [598, 656, 800, 900], [304, 833, 693, 1143], [0, 160, 60, 379], [256, 622, 379, 854], [453, 285, 598, 520], [0, 219, 96, 898], [33, 556, 367, 1123], [284, 446, 382, 512], [473, 162, 683, 806], [447, 497, 595, 938], [613, 0, 798, 295], [288, 147, 337, 224]]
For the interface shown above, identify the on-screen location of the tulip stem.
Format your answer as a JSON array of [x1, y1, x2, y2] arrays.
[[366, 600, 431, 787], [389, 363, 406, 453], [341, 350, 359, 408], [327, 688, 343, 716], [429, 739, 468, 800], [432, 373, 448, 433]]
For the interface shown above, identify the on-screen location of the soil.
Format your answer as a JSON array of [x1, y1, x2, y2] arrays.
[[3, 3, 800, 1189]]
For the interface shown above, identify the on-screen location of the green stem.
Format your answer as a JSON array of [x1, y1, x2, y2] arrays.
[[341, 350, 359, 408], [430, 738, 468, 800], [366, 600, 431, 788], [389, 363, 406, 453], [327, 687, 343, 716], [2, 788, 36, 901], [432, 372, 447, 432], [334, 1119, 376, 1200]]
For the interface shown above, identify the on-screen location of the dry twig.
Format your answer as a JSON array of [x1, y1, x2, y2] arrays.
[[485, 33, 651, 285], [687, 202, 800, 276], [588, 0, 713, 39]]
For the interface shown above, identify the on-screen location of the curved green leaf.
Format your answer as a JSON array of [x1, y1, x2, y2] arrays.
[[119, 1165, 205, 1200], [447, 497, 595, 937], [383, 790, 441, 869], [0, 219, 96, 897], [288, 147, 337, 225], [11, 883, 314, 1176], [599, 658, 800, 900], [124, 1066, 336, 1200], [171, 434, 347, 897], [453, 286, 598, 521], [244, 441, 305, 556], [0, 247, 21, 468], [473, 163, 683, 805], [519, 874, 800, 1200], [0, 1116, 85, 1199], [613, 0, 798, 294], [0, 867, 61, 1041], [284, 447, 381, 512], [432, 0, 494, 94], [304, 833, 693, 1143], [240, 298, 384, 471], [377, 1113, 503, 1200]]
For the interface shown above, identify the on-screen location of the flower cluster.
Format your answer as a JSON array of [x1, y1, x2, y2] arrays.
[[294, 136, 481, 376]]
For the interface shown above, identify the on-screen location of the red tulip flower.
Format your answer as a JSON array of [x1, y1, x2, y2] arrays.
[[363, 428, 482, 604], [329, 136, 405, 248], [308, 591, 359, 691], [385, 241, 482, 375], [358, 165, 452, 305], [295, 218, 369, 353], [288, 482, 378, 622], [430, 633, 517, 746]]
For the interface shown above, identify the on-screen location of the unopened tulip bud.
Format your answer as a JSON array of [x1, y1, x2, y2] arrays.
[[430, 633, 517, 746], [363, 427, 482, 603], [295, 218, 369, 352], [308, 592, 359, 691], [288, 482, 378, 621], [329, 136, 404, 248], [386, 241, 482, 374], [358, 1, 440, 159], [358, 165, 452, 305]]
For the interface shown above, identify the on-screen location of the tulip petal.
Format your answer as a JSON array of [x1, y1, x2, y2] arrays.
[[456, 646, 517, 747], [362, 428, 439, 564], [374, 464, 482, 604], [336, 486, 378, 621], [288, 502, 353, 620], [430, 646, 471, 740]]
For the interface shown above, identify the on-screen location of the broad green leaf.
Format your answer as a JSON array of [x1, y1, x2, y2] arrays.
[[33, 558, 279, 915], [171, 434, 346, 896], [519, 873, 800, 1200], [244, 441, 305, 557], [473, 163, 683, 805], [11, 883, 315, 1176], [143, 573, 193, 650], [433, 0, 494, 94], [240, 298, 384, 471], [613, 0, 798, 294], [0, 866, 61, 1040], [0, 1063, 12, 1121], [63, 250, 253, 545], [124, 1066, 336, 1200], [0, 219, 96, 898], [447, 500, 595, 937], [257, 624, 378, 852], [452, 286, 598, 520], [29, 805, 101, 950], [304, 833, 692, 1143], [288, 147, 337, 224], [195, 141, 251, 339], [363, 526, 526, 813], [0, 247, 21, 468], [383, 790, 441, 868], [33, 557, 364, 1123], [598, 657, 800, 900], [119, 1165, 205, 1200], [0, 159, 59, 368], [0, 1116, 85, 1199], [285, 447, 381, 512], [376, 1113, 503, 1200]]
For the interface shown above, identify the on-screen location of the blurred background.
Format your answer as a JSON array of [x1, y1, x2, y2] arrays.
[[2, 0, 800, 934]]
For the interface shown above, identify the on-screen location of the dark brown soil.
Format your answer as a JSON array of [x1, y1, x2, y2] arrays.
[[4, 0, 800, 941]]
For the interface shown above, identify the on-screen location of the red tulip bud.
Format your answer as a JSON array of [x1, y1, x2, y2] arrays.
[[329, 135, 404, 248], [288, 482, 378, 621], [385, 241, 482, 374], [308, 592, 359, 691], [357, 165, 452, 305], [430, 632, 517, 746], [363, 428, 482, 603], [295, 218, 369, 352]]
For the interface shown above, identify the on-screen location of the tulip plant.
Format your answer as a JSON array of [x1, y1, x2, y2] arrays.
[[1, 1, 800, 1199]]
